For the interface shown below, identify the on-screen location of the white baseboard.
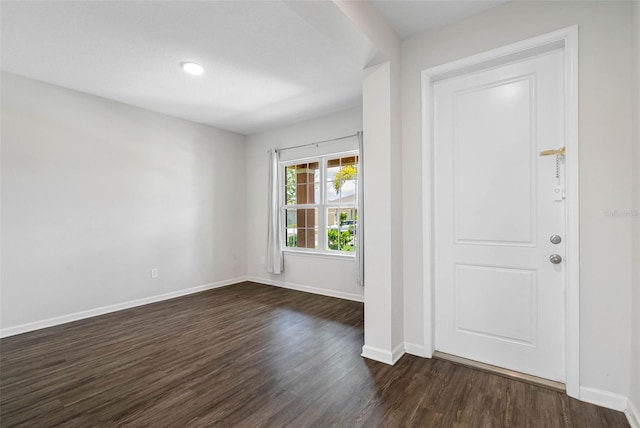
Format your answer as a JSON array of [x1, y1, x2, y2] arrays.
[[579, 386, 628, 411], [246, 276, 364, 303], [627, 398, 640, 428], [0, 276, 247, 338], [404, 342, 431, 358], [361, 342, 405, 365], [391, 342, 406, 363]]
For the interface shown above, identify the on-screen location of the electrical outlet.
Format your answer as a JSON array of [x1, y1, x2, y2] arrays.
[[260, 256, 265, 265], [151, 268, 159, 279]]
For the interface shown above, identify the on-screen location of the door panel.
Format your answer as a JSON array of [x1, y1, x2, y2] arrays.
[[454, 76, 536, 245], [454, 264, 537, 346], [434, 50, 566, 382]]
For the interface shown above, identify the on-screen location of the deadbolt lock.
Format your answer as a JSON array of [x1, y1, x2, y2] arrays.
[[550, 235, 562, 244]]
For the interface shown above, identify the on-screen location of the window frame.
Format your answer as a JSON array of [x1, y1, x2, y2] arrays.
[[280, 149, 359, 257]]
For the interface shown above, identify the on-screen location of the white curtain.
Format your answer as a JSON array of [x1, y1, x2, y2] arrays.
[[356, 132, 364, 286], [267, 149, 284, 274]]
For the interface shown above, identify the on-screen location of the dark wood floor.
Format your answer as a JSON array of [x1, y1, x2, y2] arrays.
[[0, 282, 629, 427]]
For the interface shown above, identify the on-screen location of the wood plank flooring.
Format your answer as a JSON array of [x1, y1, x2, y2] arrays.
[[0, 282, 629, 427]]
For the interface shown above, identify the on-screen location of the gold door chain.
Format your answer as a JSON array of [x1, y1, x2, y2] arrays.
[[539, 146, 566, 156], [540, 147, 566, 179]]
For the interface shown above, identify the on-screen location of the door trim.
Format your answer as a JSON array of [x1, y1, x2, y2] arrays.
[[420, 26, 579, 398]]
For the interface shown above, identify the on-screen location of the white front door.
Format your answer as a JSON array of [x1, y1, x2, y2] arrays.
[[433, 49, 566, 382]]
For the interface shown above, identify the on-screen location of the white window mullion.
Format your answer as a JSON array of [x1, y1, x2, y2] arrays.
[[317, 157, 327, 251]]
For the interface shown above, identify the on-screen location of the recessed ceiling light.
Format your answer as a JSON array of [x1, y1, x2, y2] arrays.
[[180, 62, 204, 76]]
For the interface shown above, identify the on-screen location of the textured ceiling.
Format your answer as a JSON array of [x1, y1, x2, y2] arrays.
[[1, 1, 366, 135], [372, 0, 508, 39]]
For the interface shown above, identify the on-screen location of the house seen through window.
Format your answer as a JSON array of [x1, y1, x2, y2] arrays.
[[283, 151, 358, 254]]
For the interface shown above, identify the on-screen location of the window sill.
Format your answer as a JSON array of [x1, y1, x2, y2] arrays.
[[282, 249, 356, 261]]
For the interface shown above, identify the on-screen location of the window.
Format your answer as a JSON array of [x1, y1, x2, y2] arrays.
[[282, 151, 359, 254]]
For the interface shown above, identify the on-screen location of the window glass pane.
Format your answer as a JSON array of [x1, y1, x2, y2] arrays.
[[285, 208, 317, 249], [295, 183, 308, 204], [285, 185, 296, 205], [338, 179, 357, 204], [285, 165, 297, 185], [340, 155, 358, 167], [286, 229, 298, 248], [327, 207, 357, 252], [296, 163, 320, 184], [285, 162, 320, 205], [286, 209, 297, 228], [295, 227, 317, 249], [308, 162, 320, 185], [326, 164, 339, 202], [326, 156, 359, 202]]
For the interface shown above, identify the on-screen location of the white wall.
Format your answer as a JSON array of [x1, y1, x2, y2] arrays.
[[336, 1, 405, 363], [1, 72, 247, 333], [401, 1, 634, 401], [630, 1, 640, 424], [245, 106, 363, 302], [361, 62, 395, 356]]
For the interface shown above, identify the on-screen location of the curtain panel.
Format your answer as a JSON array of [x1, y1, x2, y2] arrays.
[[266, 149, 284, 274]]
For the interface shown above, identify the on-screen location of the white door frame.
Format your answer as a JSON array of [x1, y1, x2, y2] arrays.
[[420, 26, 580, 398]]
